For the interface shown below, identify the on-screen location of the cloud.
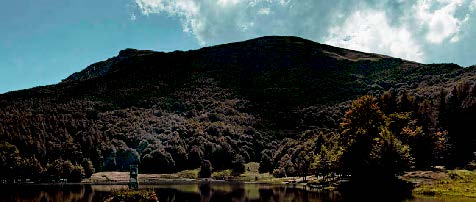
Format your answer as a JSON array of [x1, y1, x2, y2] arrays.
[[134, 0, 342, 45], [324, 10, 424, 62], [257, 7, 271, 15], [134, 0, 476, 63], [135, 0, 264, 45], [217, 0, 241, 7], [135, 0, 203, 41], [472, 0, 476, 10], [130, 13, 137, 21], [414, 0, 470, 44]]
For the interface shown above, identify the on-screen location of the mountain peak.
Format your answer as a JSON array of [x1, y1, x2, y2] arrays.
[[61, 36, 455, 86], [62, 48, 157, 83], [118, 48, 140, 56]]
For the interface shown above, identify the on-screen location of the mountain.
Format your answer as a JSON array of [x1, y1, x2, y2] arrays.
[[0, 36, 474, 180]]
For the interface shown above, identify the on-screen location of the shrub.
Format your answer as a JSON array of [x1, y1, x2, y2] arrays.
[[199, 160, 213, 178]]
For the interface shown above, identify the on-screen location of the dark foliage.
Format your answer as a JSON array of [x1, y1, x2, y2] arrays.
[[199, 160, 213, 178], [0, 36, 474, 181], [258, 149, 274, 173], [231, 154, 246, 174], [438, 81, 476, 168]]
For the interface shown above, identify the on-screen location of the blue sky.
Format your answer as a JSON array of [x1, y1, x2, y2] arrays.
[[0, 0, 199, 93], [1, 0, 476, 93]]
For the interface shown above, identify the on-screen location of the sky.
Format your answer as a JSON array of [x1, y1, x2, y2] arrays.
[[1, 0, 476, 93]]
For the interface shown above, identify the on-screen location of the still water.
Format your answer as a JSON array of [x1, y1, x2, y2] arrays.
[[0, 183, 471, 202]]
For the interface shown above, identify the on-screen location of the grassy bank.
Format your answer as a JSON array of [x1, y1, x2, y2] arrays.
[[212, 162, 281, 183], [88, 164, 476, 199], [86, 162, 315, 184], [410, 170, 476, 198], [86, 170, 201, 184]]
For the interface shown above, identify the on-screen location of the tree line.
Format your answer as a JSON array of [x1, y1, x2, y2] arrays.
[[263, 81, 475, 182], [0, 77, 474, 183]]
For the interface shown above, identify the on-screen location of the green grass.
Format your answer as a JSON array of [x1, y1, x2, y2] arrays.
[[164, 164, 268, 181], [176, 169, 199, 179], [105, 189, 157, 202], [236, 162, 277, 182], [212, 169, 233, 179], [209, 162, 284, 183], [413, 170, 476, 198]]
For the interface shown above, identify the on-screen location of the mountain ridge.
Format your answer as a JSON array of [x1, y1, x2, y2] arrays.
[[0, 36, 474, 181], [60, 36, 438, 84]]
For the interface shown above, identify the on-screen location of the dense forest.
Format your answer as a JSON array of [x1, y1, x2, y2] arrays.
[[0, 36, 474, 183]]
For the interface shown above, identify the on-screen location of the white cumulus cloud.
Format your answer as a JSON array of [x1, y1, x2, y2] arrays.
[[134, 0, 476, 64], [257, 7, 271, 15], [471, 0, 476, 10], [217, 0, 241, 7], [135, 0, 284, 45], [324, 10, 424, 62], [414, 0, 470, 44], [136, 0, 210, 44]]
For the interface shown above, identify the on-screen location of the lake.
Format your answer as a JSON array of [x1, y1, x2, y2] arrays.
[[0, 183, 472, 202]]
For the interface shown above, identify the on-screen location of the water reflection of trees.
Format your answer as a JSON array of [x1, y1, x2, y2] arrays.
[[152, 184, 342, 202], [0, 184, 97, 202], [1, 184, 345, 202]]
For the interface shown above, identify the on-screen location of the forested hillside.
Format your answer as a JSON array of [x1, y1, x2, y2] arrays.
[[0, 36, 474, 182]]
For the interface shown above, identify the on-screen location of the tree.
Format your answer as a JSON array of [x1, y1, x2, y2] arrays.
[[211, 138, 234, 170], [45, 159, 82, 182], [61, 160, 75, 179], [81, 159, 95, 178], [46, 159, 63, 181], [199, 160, 213, 178], [295, 150, 312, 181], [259, 149, 273, 173], [380, 90, 397, 114], [232, 154, 246, 174], [167, 145, 188, 170], [368, 128, 413, 177], [340, 95, 413, 181], [438, 82, 476, 168], [18, 156, 44, 181], [141, 148, 175, 173], [310, 145, 341, 182], [388, 112, 442, 169], [0, 141, 21, 181], [273, 154, 295, 177], [103, 146, 117, 171], [69, 165, 84, 182], [116, 148, 140, 170], [189, 146, 204, 168], [340, 96, 386, 177], [397, 91, 415, 112]]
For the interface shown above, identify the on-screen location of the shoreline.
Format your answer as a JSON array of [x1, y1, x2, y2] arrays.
[[4, 169, 476, 199], [0, 179, 291, 186]]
